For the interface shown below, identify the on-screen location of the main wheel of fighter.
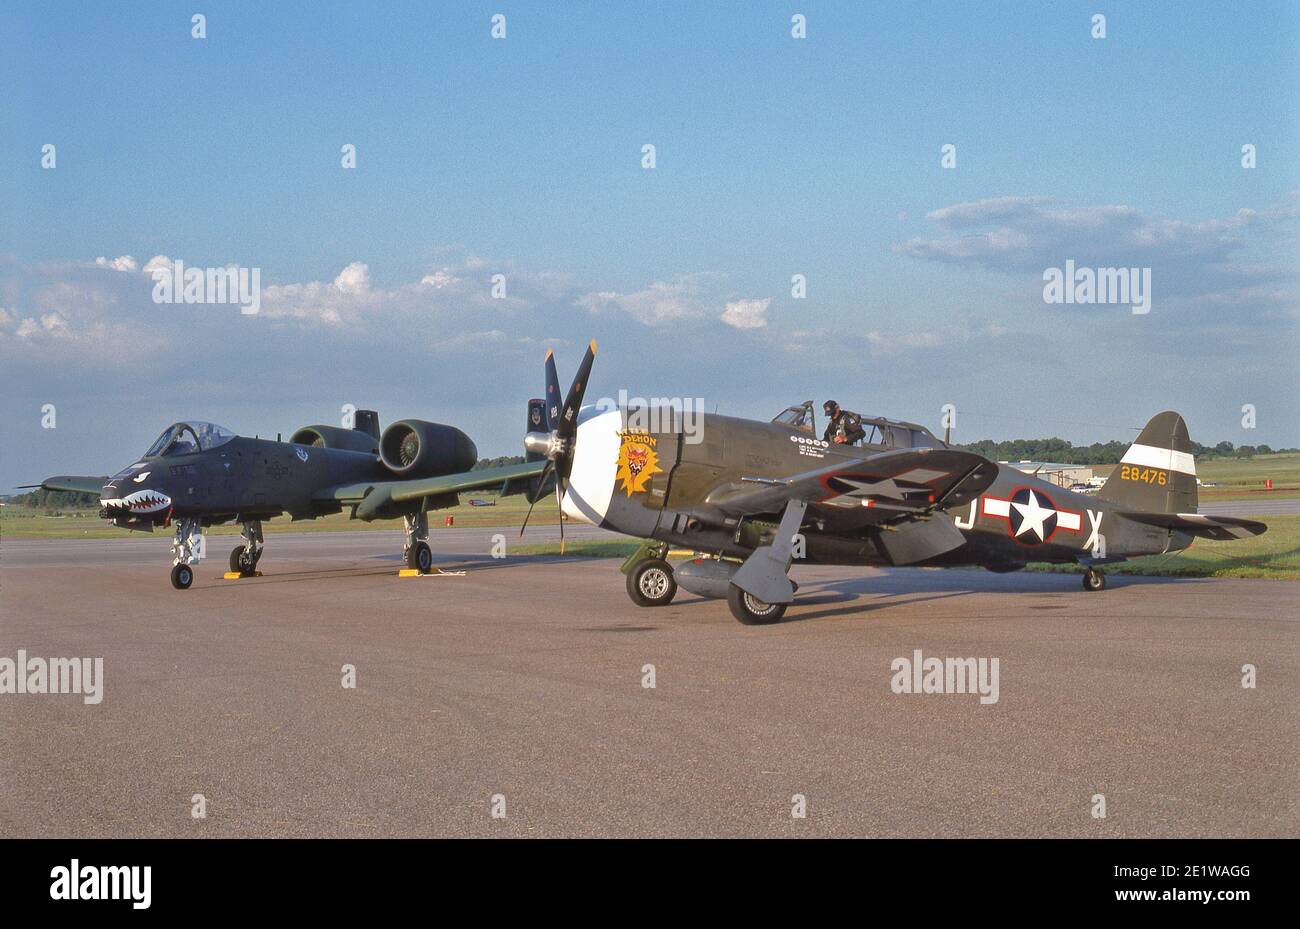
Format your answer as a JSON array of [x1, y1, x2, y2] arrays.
[[229, 545, 256, 575], [626, 558, 677, 607], [726, 583, 787, 625], [407, 541, 433, 573], [1082, 568, 1106, 592], [171, 563, 194, 590]]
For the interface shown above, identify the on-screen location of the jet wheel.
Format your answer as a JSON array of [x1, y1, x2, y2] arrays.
[[229, 546, 258, 575], [626, 558, 677, 607], [408, 541, 433, 574], [727, 584, 787, 625], [171, 564, 194, 590]]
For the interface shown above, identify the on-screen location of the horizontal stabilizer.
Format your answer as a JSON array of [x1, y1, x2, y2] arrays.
[[1119, 510, 1267, 541]]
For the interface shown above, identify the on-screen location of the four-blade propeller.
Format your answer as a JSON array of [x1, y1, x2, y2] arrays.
[[520, 340, 597, 547]]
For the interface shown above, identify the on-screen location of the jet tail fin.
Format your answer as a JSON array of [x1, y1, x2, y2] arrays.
[[353, 409, 381, 440], [501, 399, 551, 497], [1098, 411, 1197, 514]]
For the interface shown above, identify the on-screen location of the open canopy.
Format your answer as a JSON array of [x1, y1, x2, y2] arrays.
[[143, 421, 235, 458], [771, 401, 818, 434], [771, 402, 944, 449]]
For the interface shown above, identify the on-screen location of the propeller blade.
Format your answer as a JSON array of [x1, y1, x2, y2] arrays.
[[544, 350, 562, 431], [519, 459, 555, 537], [557, 484, 566, 554], [555, 339, 597, 441]]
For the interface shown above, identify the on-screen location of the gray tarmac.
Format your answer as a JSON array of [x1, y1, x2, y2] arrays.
[[1200, 498, 1300, 516], [1, 526, 1296, 838]]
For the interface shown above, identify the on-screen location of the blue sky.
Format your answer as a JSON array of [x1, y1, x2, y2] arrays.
[[2, 1, 1298, 489]]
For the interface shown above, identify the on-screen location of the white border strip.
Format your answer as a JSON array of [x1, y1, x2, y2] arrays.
[[1120, 443, 1196, 475]]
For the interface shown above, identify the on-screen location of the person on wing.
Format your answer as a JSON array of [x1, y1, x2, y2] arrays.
[[822, 400, 866, 445]]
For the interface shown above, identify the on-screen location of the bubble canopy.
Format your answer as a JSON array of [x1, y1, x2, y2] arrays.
[[143, 422, 236, 458]]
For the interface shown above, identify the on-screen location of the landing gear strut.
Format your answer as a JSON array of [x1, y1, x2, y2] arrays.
[[1082, 567, 1106, 592], [170, 517, 204, 590], [403, 512, 433, 574], [727, 499, 806, 625], [229, 520, 264, 576]]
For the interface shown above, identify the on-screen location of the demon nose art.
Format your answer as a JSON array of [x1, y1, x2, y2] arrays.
[[616, 431, 662, 496]]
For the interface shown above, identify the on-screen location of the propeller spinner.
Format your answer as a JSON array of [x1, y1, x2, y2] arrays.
[[520, 340, 597, 546]]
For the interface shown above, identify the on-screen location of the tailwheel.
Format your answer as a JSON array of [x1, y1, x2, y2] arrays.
[[627, 558, 677, 607], [407, 541, 433, 574], [727, 584, 787, 625], [1082, 568, 1106, 592], [170, 563, 194, 590]]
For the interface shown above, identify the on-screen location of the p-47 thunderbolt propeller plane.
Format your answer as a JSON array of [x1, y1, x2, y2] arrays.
[[28, 411, 545, 588], [522, 345, 1267, 625]]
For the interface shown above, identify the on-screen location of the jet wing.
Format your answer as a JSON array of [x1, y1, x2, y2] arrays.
[[1119, 511, 1268, 541], [701, 447, 998, 527], [19, 476, 109, 495], [316, 460, 547, 517]]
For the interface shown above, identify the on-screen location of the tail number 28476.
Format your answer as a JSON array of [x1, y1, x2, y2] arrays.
[[1119, 465, 1168, 485]]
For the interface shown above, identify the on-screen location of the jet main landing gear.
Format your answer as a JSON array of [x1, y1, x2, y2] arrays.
[[170, 517, 204, 590], [229, 520, 264, 577], [403, 512, 434, 574]]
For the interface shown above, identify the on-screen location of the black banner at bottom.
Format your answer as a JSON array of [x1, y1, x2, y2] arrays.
[[1, 838, 1289, 915]]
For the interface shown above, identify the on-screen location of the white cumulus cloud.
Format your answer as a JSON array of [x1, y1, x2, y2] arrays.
[[720, 298, 771, 329], [94, 255, 138, 272]]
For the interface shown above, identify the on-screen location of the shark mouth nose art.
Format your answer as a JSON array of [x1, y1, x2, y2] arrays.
[[102, 489, 173, 514]]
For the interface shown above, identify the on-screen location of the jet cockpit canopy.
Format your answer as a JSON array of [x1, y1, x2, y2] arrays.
[[143, 421, 235, 458]]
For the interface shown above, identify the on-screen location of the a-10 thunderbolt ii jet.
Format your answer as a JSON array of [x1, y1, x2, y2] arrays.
[[522, 345, 1268, 625], [28, 410, 546, 588]]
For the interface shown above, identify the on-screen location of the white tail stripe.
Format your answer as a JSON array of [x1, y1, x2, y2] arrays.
[[1120, 443, 1195, 475]]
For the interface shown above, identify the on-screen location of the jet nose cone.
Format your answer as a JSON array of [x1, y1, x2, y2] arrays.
[[100, 471, 172, 517], [99, 480, 123, 513]]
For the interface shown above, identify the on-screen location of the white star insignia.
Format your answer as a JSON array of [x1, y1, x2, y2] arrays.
[[1011, 489, 1055, 540]]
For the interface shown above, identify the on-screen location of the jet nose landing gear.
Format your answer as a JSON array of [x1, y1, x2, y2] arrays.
[[170, 517, 204, 590], [170, 564, 194, 590]]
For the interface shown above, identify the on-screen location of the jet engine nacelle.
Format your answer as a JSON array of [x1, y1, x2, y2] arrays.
[[379, 419, 478, 478], [290, 424, 379, 454]]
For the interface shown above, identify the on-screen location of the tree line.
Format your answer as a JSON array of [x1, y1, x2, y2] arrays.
[[953, 438, 1295, 465]]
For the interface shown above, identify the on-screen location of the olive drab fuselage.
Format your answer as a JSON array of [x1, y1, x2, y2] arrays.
[[581, 409, 1187, 570]]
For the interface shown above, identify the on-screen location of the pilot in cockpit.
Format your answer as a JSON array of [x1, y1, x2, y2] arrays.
[[822, 400, 866, 445]]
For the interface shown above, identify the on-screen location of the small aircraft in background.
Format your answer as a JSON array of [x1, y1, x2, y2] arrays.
[[28, 410, 545, 588], [521, 344, 1268, 625]]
